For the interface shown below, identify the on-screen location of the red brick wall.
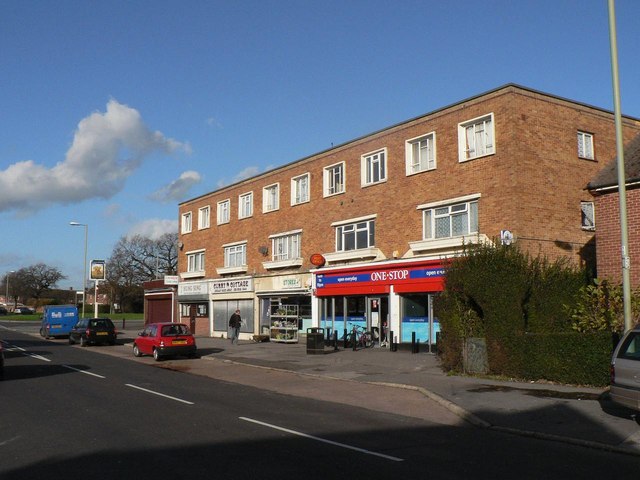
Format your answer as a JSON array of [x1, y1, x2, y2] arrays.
[[595, 188, 640, 287], [178, 86, 640, 279]]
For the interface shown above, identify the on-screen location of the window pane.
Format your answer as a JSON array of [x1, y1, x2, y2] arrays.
[[451, 212, 468, 236], [470, 201, 478, 233], [435, 217, 450, 238]]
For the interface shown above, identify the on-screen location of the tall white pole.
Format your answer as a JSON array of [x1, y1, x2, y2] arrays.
[[70, 222, 88, 319], [608, 0, 632, 333]]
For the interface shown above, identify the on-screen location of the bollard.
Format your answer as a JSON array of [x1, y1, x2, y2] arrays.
[[411, 332, 416, 353], [352, 327, 356, 351], [390, 331, 395, 351], [343, 328, 348, 349], [333, 330, 338, 351], [122, 318, 126, 330]]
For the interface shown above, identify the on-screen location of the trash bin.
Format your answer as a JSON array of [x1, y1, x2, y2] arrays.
[[306, 327, 324, 354]]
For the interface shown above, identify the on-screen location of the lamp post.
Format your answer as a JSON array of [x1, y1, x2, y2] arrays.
[[70, 222, 88, 319], [5, 270, 14, 308]]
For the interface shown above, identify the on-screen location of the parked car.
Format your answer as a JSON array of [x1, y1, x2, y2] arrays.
[[133, 322, 196, 361], [0, 306, 7, 315], [610, 325, 640, 411], [0, 341, 4, 380], [14, 306, 35, 315], [68, 318, 117, 347]]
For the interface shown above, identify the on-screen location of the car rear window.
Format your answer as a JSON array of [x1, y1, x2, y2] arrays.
[[162, 325, 190, 336], [91, 319, 114, 328], [618, 332, 640, 360]]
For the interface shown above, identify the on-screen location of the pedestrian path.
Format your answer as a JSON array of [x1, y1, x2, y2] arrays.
[[189, 334, 640, 456]]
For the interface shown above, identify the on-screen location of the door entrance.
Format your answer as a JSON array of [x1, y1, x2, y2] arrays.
[[367, 297, 388, 345]]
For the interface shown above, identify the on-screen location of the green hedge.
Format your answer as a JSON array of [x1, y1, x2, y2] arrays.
[[494, 331, 614, 386]]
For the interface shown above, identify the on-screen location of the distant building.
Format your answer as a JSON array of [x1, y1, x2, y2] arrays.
[[178, 84, 640, 345]]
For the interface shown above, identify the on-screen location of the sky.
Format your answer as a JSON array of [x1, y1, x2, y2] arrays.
[[1, 0, 640, 291]]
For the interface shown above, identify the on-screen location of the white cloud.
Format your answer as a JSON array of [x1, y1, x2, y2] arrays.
[[0, 99, 190, 215], [149, 170, 202, 202], [127, 218, 177, 240]]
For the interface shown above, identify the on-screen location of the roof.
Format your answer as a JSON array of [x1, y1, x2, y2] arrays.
[[587, 134, 640, 191]]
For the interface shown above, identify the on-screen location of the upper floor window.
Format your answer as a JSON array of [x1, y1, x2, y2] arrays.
[[458, 113, 495, 161], [361, 149, 387, 186], [217, 199, 230, 225], [187, 250, 205, 273], [423, 199, 478, 240], [406, 132, 436, 175], [239, 192, 253, 219], [224, 243, 247, 268], [181, 212, 192, 234], [263, 183, 280, 212], [578, 131, 594, 160], [198, 206, 210, 230], [581, 201, 595, 230], [271, 231, 301, 262], [323, 162, 345, 197], [291, 173, 310, 205], [336, 218, 375, 251]]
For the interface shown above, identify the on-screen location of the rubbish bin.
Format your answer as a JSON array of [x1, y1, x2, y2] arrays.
[[306, 327, 325, 354]]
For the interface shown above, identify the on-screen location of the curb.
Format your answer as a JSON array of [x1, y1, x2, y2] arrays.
[[202, 355, 640, 457]]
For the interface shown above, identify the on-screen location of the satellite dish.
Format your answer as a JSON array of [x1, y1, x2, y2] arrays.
[[501, 230, 513, 246]]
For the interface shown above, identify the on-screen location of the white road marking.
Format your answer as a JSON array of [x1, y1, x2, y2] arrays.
[[125, 383, 194, 405], [4, 343, 51, 362], [239, 417, 404, 462], [62, 364, 106, 378]]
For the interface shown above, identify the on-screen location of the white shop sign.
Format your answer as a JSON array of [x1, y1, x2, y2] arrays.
[[210, 278, 254, 294]]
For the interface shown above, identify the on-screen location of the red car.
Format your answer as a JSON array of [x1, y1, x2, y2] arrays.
[[133, 322, 197, 361]]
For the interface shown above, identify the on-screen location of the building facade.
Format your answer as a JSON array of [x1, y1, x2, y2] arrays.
[[177, 84, 640, 345], [588, 134, 640, 288]]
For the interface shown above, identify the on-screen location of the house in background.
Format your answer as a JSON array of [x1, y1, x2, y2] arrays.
[[587, 134, 640, 288], [177, 84, 640, 346]]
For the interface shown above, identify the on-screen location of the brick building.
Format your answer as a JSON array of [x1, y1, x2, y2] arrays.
[[587, 134, 640, 288], [177, 84, 640, 345]]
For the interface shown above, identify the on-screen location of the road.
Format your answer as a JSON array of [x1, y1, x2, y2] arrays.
[[1, 325, 638, 479]]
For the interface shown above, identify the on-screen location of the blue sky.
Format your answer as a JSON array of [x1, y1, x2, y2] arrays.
[[1, 0, 639, 291]]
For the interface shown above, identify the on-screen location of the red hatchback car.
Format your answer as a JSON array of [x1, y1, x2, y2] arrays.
[[133, 322, 197, 361]]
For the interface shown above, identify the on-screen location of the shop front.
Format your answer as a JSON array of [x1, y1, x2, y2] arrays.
[[255, 274, 312, 343], [177, 280, 210, 335], [312, 259, 446, 349]]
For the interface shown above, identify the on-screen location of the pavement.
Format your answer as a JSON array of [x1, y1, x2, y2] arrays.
[[3, 319, 640, 456], [117, 325, 640, 457]]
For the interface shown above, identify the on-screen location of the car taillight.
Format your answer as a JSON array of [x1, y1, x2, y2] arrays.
[[86, 329, 91, 336], [610, 364, 615, 385]]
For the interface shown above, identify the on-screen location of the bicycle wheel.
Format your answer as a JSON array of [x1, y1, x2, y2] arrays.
[[344, 333, 354, 348], [363, 332, 373, 348]]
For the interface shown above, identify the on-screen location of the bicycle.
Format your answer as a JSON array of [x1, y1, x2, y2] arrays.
[[345, 323, 374, 349]]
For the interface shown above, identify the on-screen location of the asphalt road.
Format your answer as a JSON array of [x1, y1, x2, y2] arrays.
[[1, 327, 639, 479]]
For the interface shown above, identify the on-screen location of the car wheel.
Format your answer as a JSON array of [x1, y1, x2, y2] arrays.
[[68, 335, 75, 345], [133, 344, 142, 357], [80, 336, 87, 347], [153, 348, 161, 361]]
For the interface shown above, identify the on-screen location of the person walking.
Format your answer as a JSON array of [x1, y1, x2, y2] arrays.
[[229, 309, 242, 344]]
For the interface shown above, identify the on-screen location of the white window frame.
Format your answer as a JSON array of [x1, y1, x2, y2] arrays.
[[263, 183, 280, 213], [291, 173, 310, 205], [238, 192, 253, 219], [224, 242, 247, 268], [186, 249, 205, 273], [361, 148, 387, 186], [422, 197, 479, 240], [581, 201, 595, 230], [198, 205, 210, 230], [406, 132, 436, 175], [577, 131, 595, 160], [334, 216, 376, 252], [217, 199, 230, 225], [181, 212, 192, 234], [458, 113, 495, 162], [271, 230, 302, 262], [323, 161, 345, 197]]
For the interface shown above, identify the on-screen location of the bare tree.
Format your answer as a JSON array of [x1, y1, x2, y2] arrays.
[[10, 263, 66, 307], [106, 232, 178, 312]]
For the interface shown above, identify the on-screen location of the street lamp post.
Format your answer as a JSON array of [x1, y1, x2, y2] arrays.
[[5, 270, 14, 307], [70, 222, 88, 319]]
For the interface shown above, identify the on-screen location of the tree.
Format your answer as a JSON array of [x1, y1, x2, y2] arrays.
[[106, 232, 178, 312], [10, 263, 66, 307]]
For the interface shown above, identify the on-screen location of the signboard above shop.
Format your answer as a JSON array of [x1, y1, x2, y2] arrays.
[[314, 259, 447, 296]]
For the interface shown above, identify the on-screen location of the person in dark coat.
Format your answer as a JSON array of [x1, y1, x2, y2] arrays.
[[229, 309, 242, 344]]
